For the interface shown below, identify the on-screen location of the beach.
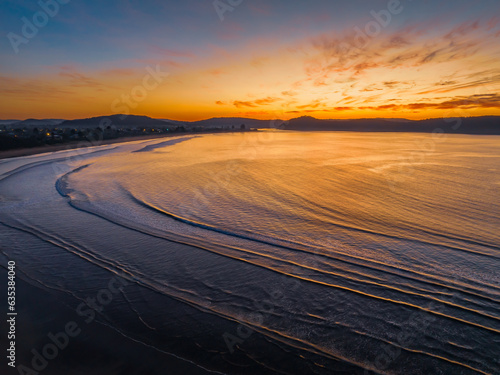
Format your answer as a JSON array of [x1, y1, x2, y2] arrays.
[[1, 132, 498, 374], [0, 134, 189, 160]]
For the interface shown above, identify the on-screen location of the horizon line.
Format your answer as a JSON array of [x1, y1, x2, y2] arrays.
[[4, 114, 500, 123]]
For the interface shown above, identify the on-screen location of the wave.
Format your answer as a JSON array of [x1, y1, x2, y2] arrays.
[[126, 191, 500, 300], [51, 169, 500, 340], [6, 132, 498, 374], [132, 136, 197, 152]]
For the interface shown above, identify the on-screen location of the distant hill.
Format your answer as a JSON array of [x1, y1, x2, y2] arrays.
[[158, 118, 189, 126], [59, 115, 175, 129], [7, 119, 65, 127], [155, 117, 283, 129], [284, 116, 500, 135], [2, 115, 281, 130], [187, 117, 283, 129], [0, 120, 21, 126], [3, 114, 500, 134]]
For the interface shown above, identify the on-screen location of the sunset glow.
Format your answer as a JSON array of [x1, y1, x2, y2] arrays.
[[1, 0, 500, 120], [2, 2, 500, 374]]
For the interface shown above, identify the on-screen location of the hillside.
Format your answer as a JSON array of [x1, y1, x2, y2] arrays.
[[7, 119, 65, 127], [284, 116, 500, 135], [187, 117, 283, 129], [58, 115, 175, 129]]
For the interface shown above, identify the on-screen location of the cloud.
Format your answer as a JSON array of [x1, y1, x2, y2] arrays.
[[382, 35, 410, 49], [435, 80, 458, 86], [286, 109, 324, 114], [232, 96, 281, 108], [207, 69, 225, 76], [58, 67, 108, 88], [233, 101, 256, 108], [382, 81, 415, 89], [361, 84, 383, 92], [254, 97, 281, 105], [418, 74, 500, 95], [383, 81, 400, 88], [297, 99, 325, 109], [352, 62, 380, 75], [0, 75, 73, 100], [377, 104, 399, 110], [303, 18, 498, 85], [357, 94, 500, 111], [420, 49, 441, 64], [234, 110, 277, 117]]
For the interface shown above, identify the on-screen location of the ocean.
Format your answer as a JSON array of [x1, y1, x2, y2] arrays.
[[0, 131, 499, 374]]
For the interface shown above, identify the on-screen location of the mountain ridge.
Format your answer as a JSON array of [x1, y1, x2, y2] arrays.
[[2, 114, 500, 134]]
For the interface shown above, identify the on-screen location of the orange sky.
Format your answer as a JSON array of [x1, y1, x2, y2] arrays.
[[1, 1, 500, 121]]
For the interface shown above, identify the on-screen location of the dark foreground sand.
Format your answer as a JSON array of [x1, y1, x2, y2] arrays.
[[0, 266, 212, 375]]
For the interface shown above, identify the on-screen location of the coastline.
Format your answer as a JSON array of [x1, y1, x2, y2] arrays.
[[0, 133, 183, 160]]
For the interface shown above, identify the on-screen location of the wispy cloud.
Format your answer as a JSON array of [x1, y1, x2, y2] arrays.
[[232, 96, 282, 108], [58, 67, 109, 89], [303, 18, 499, 83], [351, 94, 500, 111], [0, 75, 73, 100]]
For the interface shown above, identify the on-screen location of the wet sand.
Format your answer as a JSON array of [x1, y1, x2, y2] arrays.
[[0, 267, 215, 375], [0, 134, 178, 160]]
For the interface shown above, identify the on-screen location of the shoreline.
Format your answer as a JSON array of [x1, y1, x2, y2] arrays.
[[3, 127, 498, 160], [0, 131, 248, 160], [0, 134, 185, 160]]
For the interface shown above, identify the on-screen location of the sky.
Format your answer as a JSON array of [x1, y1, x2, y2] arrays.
[[1, 0, 500, 121]]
